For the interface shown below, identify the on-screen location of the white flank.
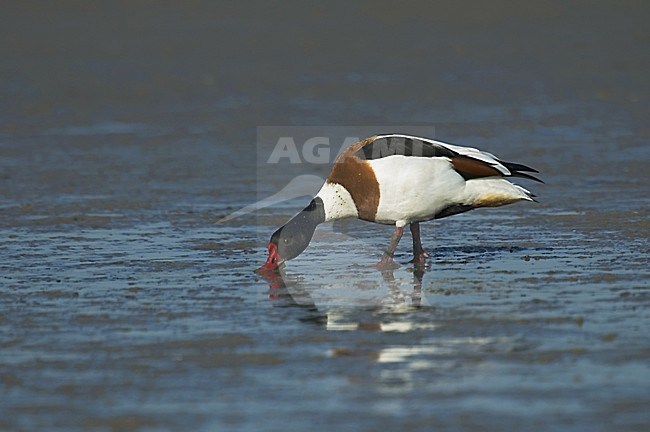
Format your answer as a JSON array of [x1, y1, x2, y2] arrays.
[[369, 155, 532, 225], [316, 182, 359, 222], [369, 155, 466, 226]]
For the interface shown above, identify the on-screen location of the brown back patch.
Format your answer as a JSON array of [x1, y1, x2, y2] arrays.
[[327, 137, 380, 221], [451, 156, 502, 180]]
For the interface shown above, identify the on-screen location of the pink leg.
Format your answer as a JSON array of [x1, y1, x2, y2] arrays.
[[409, 222, 429, 266], [376, 225, 403, 268]]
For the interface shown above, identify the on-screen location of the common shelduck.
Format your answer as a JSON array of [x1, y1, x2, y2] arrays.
[[259, 134, 542, 272]]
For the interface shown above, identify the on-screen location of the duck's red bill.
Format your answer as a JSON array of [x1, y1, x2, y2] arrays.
[[256, 242, 283, 274]]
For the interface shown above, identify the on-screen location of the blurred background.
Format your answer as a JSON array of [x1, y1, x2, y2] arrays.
[[3, 1, 647, 138]]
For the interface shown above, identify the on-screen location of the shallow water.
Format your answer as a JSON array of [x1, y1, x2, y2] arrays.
[[1, 2, 649, 431]]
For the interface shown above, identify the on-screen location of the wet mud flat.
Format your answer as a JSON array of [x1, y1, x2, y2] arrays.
[[2, 1, 650, 431], [1, 119, 648, 431]]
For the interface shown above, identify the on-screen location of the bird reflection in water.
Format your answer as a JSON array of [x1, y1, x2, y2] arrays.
[[256, 263, 429, 329], [257, 263, 442, 378]]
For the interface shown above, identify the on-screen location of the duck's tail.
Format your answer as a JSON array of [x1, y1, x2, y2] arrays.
[[463, 178, 537, 208]]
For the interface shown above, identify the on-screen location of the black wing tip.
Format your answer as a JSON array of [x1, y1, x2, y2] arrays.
[[499, 160, 544, 183], [510, 171, 545, 184], [500, 160, 540, 173]]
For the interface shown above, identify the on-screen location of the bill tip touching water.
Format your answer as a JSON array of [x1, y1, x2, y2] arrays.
[[258, 134, 543, 274]]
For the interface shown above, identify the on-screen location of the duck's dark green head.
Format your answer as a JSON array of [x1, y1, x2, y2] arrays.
[[258, 197, 325, 272]]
